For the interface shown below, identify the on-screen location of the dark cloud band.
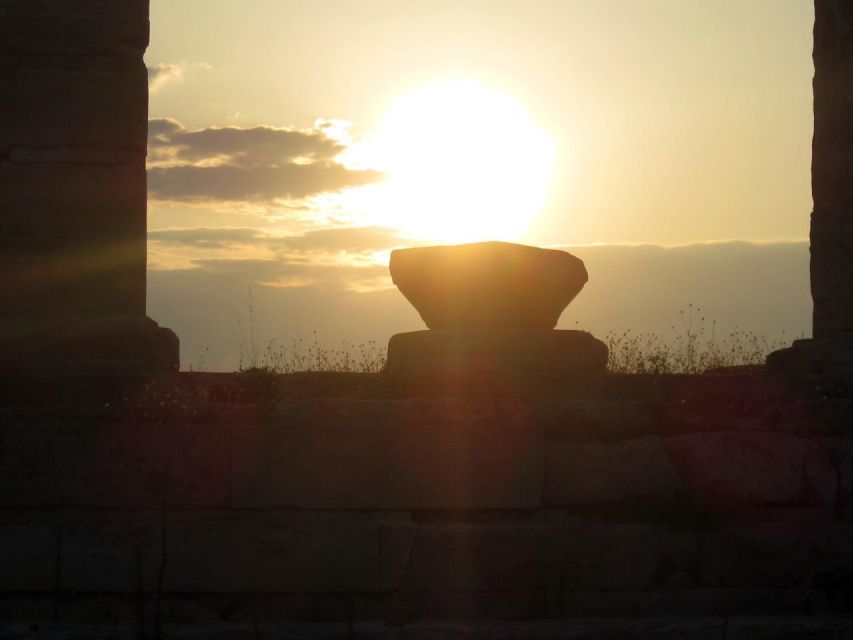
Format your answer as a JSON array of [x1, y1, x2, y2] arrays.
[[147, 119, 385, 203]]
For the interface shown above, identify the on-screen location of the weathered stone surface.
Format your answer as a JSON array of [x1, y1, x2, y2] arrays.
[[726, 617, 853, 640], [827, 438, 853, 507], [390, 242, 588, 330], [0, 625, 136, 639], [699, 524, 819, 588], [0, 316, 179, 375], [663, 432, 838, 508], [353, 590, 547, 623], [0, 513, 57, 591], [724, 588, 815, 616], [0, 421, 229, 507], [398, 521, 558, 591], [55, 594, 141, 626], [544, 437, 683, 509], [0, 596, 56, 624], [0, 0, 179, 373], [810, 1, 853, 339], [170, 624, 350, 639], [488, 619, 725, 640], [0, 68, 147, 153], [59, 512, 160, 592], [163, 512, 382, 592], [231, 399, 543, 509], [548, 517, 696, 591], [767, 335, 853, 375], [375, 512, 418, 591], [0, 163, 147, 241], [536, 400, 660, 441], [0, 1, 149, 57], [384, 330, 607, 391]]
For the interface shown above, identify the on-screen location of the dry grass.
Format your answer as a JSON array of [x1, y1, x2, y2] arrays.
[[232, 293, 794, 375], [241, 333, 386, 374], [605, 304, 794, 374]]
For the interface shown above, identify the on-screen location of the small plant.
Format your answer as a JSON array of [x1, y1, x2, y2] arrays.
[[233, 289, 386, 374], [605, 305, 797, 374]]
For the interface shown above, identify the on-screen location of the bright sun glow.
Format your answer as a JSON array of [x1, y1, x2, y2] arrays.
[[345, 79, 556, 244]]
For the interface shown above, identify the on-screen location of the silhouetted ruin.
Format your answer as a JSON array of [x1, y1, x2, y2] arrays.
[[768, 0, 853, 373], [386, 242, 607, 390], [0, 0, 177, 375], [0, 1, 852, 638]]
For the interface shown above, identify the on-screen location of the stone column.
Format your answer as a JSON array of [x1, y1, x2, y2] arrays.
[[768, 1, 853, 373], [0, 0, 178, 374], [811, 0, 853, 338]]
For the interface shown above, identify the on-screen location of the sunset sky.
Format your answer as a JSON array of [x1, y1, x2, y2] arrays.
[[144, 0, 815, 370]]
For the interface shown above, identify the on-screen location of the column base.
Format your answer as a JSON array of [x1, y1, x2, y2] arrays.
[[0, 314, 179, 376], [384, 329, 608, 396], [766, 334, 853, 376]]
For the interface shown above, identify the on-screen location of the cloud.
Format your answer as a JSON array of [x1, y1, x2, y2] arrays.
[[147, 225, 411, 288], [148, 225, 409, 253], [275, 226, 410, 253], [148, 227, 261, 249], [147, 120, 385, 204], [193, 257, 388, 291], [147, 63, 184, 94]]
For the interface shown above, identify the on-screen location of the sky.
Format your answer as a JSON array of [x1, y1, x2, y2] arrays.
[[144, 0, 815, 370]]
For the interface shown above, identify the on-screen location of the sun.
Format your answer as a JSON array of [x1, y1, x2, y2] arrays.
[[346, 79, 556, 244]]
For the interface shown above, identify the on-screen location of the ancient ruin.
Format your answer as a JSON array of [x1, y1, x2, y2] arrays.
[[0, 1, 178, 375], [0, 1, 852, 638], [768, 0, 853, 373], [386, 242, 607, 389]]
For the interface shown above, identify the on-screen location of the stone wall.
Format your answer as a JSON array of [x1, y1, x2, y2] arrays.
[[1, 374, 852, 638]]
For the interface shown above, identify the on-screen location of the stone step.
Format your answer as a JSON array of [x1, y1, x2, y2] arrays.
[[2, 618, 853, 639]]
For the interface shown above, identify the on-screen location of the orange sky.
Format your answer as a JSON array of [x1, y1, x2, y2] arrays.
[[143, 1, 815, 369]]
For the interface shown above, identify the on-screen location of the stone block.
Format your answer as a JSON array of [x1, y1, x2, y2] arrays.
[[770, 401, 853, 436], [0, 163, 146, 241], [165, 623, 350, 639], [699, 524, 818, 588], [163, 512, 382, 592], [353, 591, 547, 624], [59, 512, 160, 592], [0, 514, 57, 591], [488, 619, 725, 640], [0, 624, 137, 639], [813, 524, 853, 588], [633, 590, 729, 617], [0, 595, 56, 623], [389, 242, 588, 330], [724, 589, 813, 616], [56, 594, 140, 625], [0, 67, 147, 153], [0, 161, 148, 317], [231, 399, 542, 509], [726, 617, 853, 640], [355, 622, 493, 640], [544, 437, 682, 509], [0, 315, 179, 375], [664, 432, 838, 508], [549, 519, 694, 591], [375, 512, 417, 591], [384, 330, 607, 393], [827, 438, 853, 507], [398, 520, 558, 591], [0, 422, 229, 508], [0, 1, 149, 57], [535, 400, 660, 441]]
